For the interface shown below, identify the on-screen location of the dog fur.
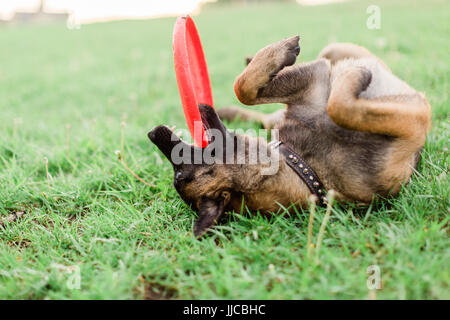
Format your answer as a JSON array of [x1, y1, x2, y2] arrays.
[[149, 36, 431, 237]]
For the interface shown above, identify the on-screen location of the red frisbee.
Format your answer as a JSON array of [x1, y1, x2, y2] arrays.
[[173, 15, 213, 148]]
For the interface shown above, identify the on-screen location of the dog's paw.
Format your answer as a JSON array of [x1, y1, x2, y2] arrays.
[[336, 66, 372, 98], [278, 35, 301, 69], [356, 67, 372, 93], [251, 35, 300, 78]]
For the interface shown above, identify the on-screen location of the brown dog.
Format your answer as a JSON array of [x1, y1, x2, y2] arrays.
[[148, 36, 431, 237]]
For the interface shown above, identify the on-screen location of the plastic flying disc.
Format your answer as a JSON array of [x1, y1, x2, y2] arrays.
[[173, 15, 213, 148]]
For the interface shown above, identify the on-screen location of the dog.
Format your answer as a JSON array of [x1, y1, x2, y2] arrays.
[[148, 36, 431, 238]]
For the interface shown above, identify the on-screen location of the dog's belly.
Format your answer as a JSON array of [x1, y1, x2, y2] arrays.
[[280, 112, 397, 203], [331, 58, 416, 99]]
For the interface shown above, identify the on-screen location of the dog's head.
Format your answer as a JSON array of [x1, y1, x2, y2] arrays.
[[148, 104, 246, 238]]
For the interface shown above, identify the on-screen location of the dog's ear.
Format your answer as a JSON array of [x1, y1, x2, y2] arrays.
[[198, 104, 229, 138], [193, 197, 225, 238], [148, 125, 194, 165], [198, 104, 235, 162]]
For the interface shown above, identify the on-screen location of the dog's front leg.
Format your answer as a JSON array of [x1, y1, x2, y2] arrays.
[[233, 36, 330, 106]]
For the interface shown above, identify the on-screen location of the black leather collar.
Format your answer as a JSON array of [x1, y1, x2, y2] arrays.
[[270, 140, 327, 206]]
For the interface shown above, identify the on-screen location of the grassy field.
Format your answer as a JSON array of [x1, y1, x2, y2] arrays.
[[0, 0, 448, 299]]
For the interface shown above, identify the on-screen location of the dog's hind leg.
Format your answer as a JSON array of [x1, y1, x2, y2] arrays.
[[234, 36, 331, 106], [327, 66, 431, 193], [319, 42, 390, 71], [327, 66, 431, 144], [217, 106, 285, 129]]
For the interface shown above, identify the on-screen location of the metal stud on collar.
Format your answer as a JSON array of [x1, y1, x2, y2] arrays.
[[275, 141, 327, 206], [269, 140, 282, 149]]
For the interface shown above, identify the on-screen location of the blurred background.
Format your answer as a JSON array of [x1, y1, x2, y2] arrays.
[[1, 0, 340, 25], [0, 0, 447, 157], [0, 0, 352, 26], [0, 0, 210, 25]]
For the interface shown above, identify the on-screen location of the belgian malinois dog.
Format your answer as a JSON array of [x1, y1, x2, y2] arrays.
[[149, 36, 431, 237]]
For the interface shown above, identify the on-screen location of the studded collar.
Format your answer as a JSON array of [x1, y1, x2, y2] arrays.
[[270, 140, 327, 206]]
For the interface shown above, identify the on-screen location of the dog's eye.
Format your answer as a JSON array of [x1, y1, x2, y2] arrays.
[[175, 171, 183, 180]]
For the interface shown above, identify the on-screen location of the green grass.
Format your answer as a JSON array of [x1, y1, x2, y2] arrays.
[[0, 0, 449, 299]]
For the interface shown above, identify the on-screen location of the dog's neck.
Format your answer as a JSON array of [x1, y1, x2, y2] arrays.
[[227, 139, 314, 213], [276, 141, 327, 206], [231, 161, 312, 214]]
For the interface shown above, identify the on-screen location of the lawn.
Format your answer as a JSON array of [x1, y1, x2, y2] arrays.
[[0, 0, 448, 299]]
